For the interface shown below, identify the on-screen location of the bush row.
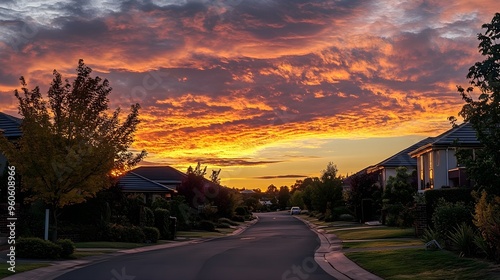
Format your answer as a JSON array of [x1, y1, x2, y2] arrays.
[[17, 238, 75, 259]]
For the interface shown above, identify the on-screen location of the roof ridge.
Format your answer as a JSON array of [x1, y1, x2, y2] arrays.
[[0, 112, 22, 124], [129, 171, 176, 192]]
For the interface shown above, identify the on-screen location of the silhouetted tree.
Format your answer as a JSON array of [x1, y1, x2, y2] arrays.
[[0, 60, 146, 240], [451, 12, 500, 196]]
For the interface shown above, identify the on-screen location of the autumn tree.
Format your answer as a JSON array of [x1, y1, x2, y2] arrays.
[[0, 60, 146, 240], [451, 13, 500, 196]]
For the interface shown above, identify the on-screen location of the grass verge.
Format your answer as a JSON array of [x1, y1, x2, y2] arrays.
[[342, 239, 423, 249], [332, 227, 414, 240], [0, 263, 50, 279], [74, 240, 169, 249], [346, 248, 500, 280]]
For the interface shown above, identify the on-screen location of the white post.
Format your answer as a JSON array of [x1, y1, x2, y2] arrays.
[[44, 209, 49, 240]]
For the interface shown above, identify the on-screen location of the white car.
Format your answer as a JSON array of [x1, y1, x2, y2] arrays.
[[290, 207, 301, 215]]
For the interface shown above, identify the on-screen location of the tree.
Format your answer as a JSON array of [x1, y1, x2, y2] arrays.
[[344, 172, 381, 221], [178, 162, 210, 208], [277, 186, 291, 209], [451, 13, 500, 196], [289, 190, 305, 209], [312, 163, 343, 214], [382, 167, 416, 226], [0, 60, 146, 240]]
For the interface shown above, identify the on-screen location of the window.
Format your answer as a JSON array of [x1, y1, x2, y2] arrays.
[[420, 156, 424, 190], [429, 152, 434, 189]]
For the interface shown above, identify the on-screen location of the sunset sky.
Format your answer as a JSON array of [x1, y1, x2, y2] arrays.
[[0, 1, 497, 190]]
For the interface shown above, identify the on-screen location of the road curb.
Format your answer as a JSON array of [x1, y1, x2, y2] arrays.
[[2, 217, 259, 280], [294, 216, 383, 280]]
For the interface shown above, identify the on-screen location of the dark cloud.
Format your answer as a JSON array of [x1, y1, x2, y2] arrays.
[[254, 174, 308, 179], [181, 157, 283, 166]]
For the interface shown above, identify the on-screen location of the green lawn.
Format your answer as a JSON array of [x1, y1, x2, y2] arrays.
[[0, 263, 50, 279], [177, 228, 235, 238], [346, 248, 500, 280], [74, 240, 170, 249], [342, 239, 423, 249], [331, 227, 415, 240]]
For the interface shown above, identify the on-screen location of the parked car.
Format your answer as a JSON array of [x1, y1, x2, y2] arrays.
[[290, 206, 301, 215]]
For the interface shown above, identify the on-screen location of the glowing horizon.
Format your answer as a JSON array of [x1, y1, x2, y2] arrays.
[[0, 1, 497, 190]]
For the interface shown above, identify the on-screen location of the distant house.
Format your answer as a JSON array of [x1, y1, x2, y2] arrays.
[[0, 112, 22, 172], [359, 137, 434, 190], [408, 123, 482, 191], [117, 166, 186, 203]]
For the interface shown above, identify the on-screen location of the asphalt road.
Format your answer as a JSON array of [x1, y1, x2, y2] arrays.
[[55, 212, 336, 280]]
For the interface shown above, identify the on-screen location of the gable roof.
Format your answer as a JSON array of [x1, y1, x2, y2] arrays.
[[117, 171, 177, 193], [0, 112, 22, 138], [367, 137, 435, 173], [131, 166, 187, 185], [409, 122, 482, 157]]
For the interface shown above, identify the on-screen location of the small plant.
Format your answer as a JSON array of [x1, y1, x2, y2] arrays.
[[421, 227, 442, 244], [448, 223, 478, 257]]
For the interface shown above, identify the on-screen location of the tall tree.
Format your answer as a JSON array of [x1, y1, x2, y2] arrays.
[[452, 13, 500, 196], [0, 60, 146, 240], [312, 163, 343, 214], [277, 186, 291, 210]]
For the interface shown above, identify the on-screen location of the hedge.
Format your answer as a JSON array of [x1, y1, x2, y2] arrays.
[[424, 188, 474, 226]]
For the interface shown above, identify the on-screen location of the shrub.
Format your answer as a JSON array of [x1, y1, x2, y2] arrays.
[[107, 224, 145, 243], [425, 188, 474, 227], [199, 220, 216, 232], [432, 199, 472, 238], [217, 222, 231, 229], [56, 239, 75, 258], [142, 227, 160, 243], [230, 215, 245, 222], [235, 206, 249, 216], [154, 208, 171, 239], [144, 207, 155, 227], [473, 191, 500, 262], [339, 214, 355, 222], [448, 223, 478, 257], [218, 218, 238, 226], [17, 238, 62, 259], [383, 203, 413, 227]]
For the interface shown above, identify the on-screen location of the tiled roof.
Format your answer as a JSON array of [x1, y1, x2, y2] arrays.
[[117, 172, 176, 193], [409, 123, 482, 156], [131, 166, 187, 185], [367, 137, 435, 172], [0, 112, 22, 138]]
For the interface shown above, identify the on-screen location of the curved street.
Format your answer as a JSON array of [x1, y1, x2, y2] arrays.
[[55, 212, 336, 280]]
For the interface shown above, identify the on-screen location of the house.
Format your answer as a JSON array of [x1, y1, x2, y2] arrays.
[[408, 123, 482, 191], [361, 137, 435, 190], [0, 112, 22, 172], [117, 170, 177, 204], [116, 166, 187, 203]]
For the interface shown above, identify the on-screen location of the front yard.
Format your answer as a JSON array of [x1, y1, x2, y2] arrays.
[[301, 215, 500, 280]]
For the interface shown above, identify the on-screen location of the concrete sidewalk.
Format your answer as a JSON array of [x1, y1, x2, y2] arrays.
[[2, 218, 259, 280], [296, 216, 384, 280]]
